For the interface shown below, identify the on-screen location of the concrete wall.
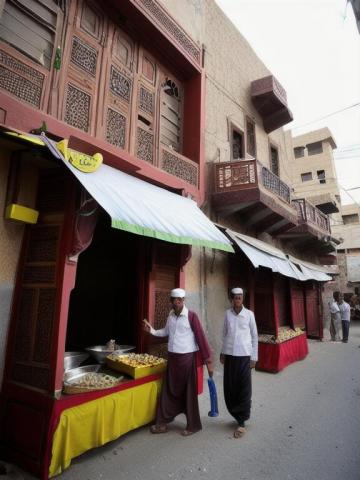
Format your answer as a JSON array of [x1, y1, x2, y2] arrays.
[[0, 149, 24, 385], [160, 0, 329, 355], [347, 254, 360, 282]]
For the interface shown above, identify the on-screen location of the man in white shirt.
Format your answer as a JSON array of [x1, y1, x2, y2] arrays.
[[220, 287, 258, 438], [329, 292, 341, 341], [338, 294, 351, 343], [143, 288, 213, 436]]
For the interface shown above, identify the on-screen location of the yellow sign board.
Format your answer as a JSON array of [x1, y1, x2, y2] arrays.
[[5, 204, 39, 224], [57, 139, 103, 173]]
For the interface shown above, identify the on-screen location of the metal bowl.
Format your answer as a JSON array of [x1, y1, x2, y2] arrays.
[[64, 351, 89, 371], [63, 364, 100, 383], [86, 345, 135, 364]]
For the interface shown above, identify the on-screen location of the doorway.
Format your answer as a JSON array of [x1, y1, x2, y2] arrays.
[[66, 212, 141, 351]]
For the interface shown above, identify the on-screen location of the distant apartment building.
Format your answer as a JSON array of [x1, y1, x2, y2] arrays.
[[332, 204, 360, 295], [291, 128, 342, 224]]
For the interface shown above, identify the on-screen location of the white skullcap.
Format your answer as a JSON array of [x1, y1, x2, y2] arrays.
[[231, 287, 243, 295], [170, 288, 186, 298]]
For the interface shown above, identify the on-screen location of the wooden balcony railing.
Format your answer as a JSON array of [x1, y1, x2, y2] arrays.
[[159, 145, 199, 187], [292, 198, 331, 234], [260, 165, 291, 203], [214, 159, 257, 192], [214, 159, 291, 204]]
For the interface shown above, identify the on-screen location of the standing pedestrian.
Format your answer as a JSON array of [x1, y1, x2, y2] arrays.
[[220, 287, 258, 438], [329, 292, 341, 342], [338, 294, 351, 343], [143, 288, 213, 436]]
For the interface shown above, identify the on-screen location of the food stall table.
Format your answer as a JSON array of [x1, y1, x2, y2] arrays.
[[47, 374, 162, 478], [256, 333, 309, 373]]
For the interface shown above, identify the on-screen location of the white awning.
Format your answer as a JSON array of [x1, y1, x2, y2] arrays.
[[287, 255, 332, 281], [225, 230, 304, 280], [44, 138, 233, 252], [224, 229, 331, 282]]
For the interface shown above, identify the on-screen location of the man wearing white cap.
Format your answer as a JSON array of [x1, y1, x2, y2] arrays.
[[143, 288, 213, 436], [220, 287, 258, 438]]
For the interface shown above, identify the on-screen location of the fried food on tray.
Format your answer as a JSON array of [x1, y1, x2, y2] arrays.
[[107, 352, 166, 368], [73, 372, 119, 388]]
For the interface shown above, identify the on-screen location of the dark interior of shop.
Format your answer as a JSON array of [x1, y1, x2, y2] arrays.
[[66, 212, 139, 351]]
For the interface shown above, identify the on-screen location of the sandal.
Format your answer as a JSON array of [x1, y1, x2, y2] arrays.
[[150, 424, 168, 434], [233, 426, 246, 438], [181, 429, 195, 436]]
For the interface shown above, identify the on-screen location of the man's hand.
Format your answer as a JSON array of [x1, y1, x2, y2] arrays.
[[250, 360, 256, 369], [219, 353, 225, 365], [206, 360, 214, 378], [143, 319, 151, 332]]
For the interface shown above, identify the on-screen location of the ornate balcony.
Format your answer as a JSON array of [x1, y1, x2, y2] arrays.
[[276, 198, 339, 253], [213, 159, 298, 234], [251, 75, 293, 133], [159, 145, 199, 187]]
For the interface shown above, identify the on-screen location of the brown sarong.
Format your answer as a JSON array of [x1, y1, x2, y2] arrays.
[[155, 351, 201, 432]]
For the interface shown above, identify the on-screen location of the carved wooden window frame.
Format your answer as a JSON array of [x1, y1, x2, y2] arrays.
[[229, 122, 245, 161], [99, 24, 135, 150], [245, 117, 256, 158], [158, 69, 184, 154], [269, 141, 280, 177], [59, 0, 106, 135]]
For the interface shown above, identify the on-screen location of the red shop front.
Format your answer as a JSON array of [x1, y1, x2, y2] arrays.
[[0, 132, 232, 478]]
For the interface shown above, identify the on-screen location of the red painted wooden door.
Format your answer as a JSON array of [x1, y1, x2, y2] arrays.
[[305, 282, 323, 339], [254, 268, 275, 334], [290, 280, 306, 329]]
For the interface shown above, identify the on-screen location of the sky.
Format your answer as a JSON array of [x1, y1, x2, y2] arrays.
[[215, 0, 360, 205]]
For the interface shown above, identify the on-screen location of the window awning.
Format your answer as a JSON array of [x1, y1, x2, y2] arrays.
[[39, 136, 234, 252], [223, 229, 331, 282], [287, 255, 332, 281], [225, 230, 303, 280]]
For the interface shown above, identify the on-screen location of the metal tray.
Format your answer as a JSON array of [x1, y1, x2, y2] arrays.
[[64, 351, 89, 371], [63, 364, 100, 383]]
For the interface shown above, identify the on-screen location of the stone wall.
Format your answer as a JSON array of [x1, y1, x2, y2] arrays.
[[0, 150, 24, 385]]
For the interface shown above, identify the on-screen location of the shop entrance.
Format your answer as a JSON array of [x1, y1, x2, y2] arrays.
[[66, 212, 141, 351]]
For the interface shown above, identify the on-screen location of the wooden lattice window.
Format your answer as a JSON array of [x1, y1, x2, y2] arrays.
[[160, 77, 183, 153], [231, 127, 244, 161], [80, 1, 101, 40], [0, 0, 59, 69], [246, 119, 256, 157], [270, 145, 279, 177]]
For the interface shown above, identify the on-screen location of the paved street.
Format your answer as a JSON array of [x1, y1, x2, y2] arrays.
[[4, 323, 360, 480]]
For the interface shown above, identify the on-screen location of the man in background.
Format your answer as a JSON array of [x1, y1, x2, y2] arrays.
[[338, 294, 351, 343], [329, 291, 341, 342]]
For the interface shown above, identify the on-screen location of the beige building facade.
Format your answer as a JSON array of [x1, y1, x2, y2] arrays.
[[332, 203, 360, 294], [161, 0, 336, 355]]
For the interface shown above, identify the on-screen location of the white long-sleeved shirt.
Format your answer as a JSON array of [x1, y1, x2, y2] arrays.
[[221, 307, 258, 361], [329, 301, 340, 314], [149, 306, 199, 353], [339, 301, 351, 321]]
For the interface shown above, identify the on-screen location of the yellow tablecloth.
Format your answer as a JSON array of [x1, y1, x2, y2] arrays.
[[50, 379, 162, 477]]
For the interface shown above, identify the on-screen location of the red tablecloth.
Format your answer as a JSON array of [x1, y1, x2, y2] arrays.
[[256, 333, 308, 373]]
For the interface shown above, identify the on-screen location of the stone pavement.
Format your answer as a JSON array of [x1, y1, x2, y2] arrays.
[[2, 323, 360, 480]]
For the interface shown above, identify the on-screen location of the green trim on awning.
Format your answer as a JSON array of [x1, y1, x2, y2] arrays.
[[111, 219, 235, 252]]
